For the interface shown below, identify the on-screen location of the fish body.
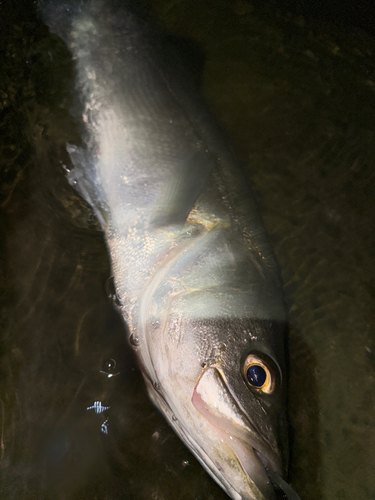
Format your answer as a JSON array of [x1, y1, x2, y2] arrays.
[[38, 1, 297, 498]]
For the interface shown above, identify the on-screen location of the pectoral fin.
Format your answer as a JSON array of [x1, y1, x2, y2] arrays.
[[150, 149, 215, 228]]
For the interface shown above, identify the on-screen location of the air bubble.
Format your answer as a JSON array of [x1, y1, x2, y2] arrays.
[[61, 162, 72, 173], [154, 382, 161, 391], [88, 212, 97, 223], [172, 415, 178, 422], [129, 334, 140, 346], [102, 358, 116, 372], [105, 276, 122, 306], [86, 211, 98, 230], [100, 357, 120, 377]]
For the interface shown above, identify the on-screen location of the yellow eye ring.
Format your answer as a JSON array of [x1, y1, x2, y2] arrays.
[[243, 354, 275, 394]]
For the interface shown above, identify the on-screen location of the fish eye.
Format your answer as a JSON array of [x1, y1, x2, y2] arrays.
[[242, 354, 276, 394]]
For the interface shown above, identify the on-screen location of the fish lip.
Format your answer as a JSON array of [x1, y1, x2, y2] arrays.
[[192, 366, 282, 499]]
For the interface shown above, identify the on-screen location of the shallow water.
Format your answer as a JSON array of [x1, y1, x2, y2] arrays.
[[1, 1, 375, 499]]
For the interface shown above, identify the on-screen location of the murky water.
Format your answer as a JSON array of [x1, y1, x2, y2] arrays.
[[1, 1, 375, 499]]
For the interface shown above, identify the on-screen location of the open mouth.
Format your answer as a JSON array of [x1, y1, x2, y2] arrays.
[[192, 367, 288, 500]]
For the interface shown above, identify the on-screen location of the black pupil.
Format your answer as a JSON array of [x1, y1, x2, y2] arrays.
[[246, 365, 266, 387]]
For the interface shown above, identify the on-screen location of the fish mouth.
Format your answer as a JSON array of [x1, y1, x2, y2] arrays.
[[192, 367, 282, 500]]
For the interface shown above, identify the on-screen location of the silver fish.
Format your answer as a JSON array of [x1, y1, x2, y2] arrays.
[[38, 1, 300, 499]]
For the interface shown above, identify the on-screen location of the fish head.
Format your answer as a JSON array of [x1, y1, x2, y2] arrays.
[[139, 292, 289, 500]]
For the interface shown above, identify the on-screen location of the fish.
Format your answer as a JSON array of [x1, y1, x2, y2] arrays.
[[37, 1, 301, 499]]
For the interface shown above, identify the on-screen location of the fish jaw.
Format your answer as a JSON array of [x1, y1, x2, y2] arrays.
[[144, 362, 280, 500], [192, 367, 281, 500]]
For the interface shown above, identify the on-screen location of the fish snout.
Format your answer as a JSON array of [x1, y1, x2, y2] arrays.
[[192, 366, 283, 500]]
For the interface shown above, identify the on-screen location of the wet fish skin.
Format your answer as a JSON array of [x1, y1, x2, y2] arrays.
[[38, 1, 296, 498]]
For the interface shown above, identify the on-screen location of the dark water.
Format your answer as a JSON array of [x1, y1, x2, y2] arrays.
[[1, 1, 375, 499]]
